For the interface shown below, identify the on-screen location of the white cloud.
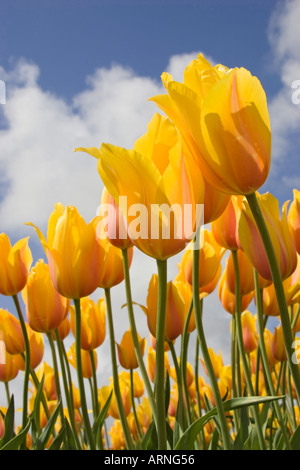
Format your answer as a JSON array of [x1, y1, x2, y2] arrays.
[[267, 0, 300, 181]]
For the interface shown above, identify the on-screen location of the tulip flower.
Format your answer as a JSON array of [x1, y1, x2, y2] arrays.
[[146, 346, 170, 383], [116, 329, 146, 370], [97, 221, 134, 289], [241, 311, 258, 354], [22, 259, 70, 333], [27, 203, 105, 299], [146, 274, 186, 342], [211, 195, 245, 251], [218, 269, 254, 316], [0, 350, 19, 383], [0, 309, 25, 355], [35, 362, 57, 401], [67, 342, 97, 379], [76, 113, 205, 260], [98, 186, 133, 250], [99, 377, 132, 420], [272, 326, 287, 362], [288, 189, 300, 254], [178, 229, 225, 294], [0, 233, 32, 296], [238, 193, 297, 281], [69, 296, 106, 351], [150, 53, 271, 196], [52, 315, 71, 341], [14, 326, 44, 370]]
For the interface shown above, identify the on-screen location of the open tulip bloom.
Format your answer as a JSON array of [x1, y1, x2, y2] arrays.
[[1, 52, 300, 452]]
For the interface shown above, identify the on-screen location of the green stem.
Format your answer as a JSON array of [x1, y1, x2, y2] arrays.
[[4, 382, 10, 406], [254, 269, 291, 449], [192, 239, 232, 450], [155, 258, 168, 450], [121, 248, 157, 426], [12, 294, 30, 429], [130, 368, 143, 439], [169, 340, 187, 431], [54, 329, 81, 449], [47, 332, 65, 427], [104, 288, 134, 450], [246, 192, 300, 403], [231, 250, 266, 450], [194, 337, 206, 450], [180, 298, 193, 427], [89, 350, 99, 419], [73, 298, 96, 450]]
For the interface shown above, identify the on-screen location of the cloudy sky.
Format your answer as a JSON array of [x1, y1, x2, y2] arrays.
[[1, 0, 300, 412]]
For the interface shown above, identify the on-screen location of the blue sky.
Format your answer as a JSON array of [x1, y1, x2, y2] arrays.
[[1, 0, 300, 406]]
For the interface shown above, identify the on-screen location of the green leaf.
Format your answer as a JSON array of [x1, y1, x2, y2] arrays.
[[47, 423, 66, 450], [290, 425, 300, 450], [0, 395, 15, 448], [141, 421, 157, 450], [35, 399, 61, 450], [0, 417, 32, 450], [33, 374, 45, 433], [174, 395, 283, 450], [233, 405, 251, 450], [92, 390, 112, 449]]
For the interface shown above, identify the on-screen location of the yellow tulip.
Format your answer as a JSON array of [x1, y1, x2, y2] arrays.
[[27, 203, 105, 299], [76, 113, 205, 260], [116, 329, 146, 370], [0, 350, 19, 382], [151, 54, 271, 196], [69, 296, 106, 351], [14, 325, 44, 370], [211, 195, 244, 251], [288, 189, 300, 254], [22, 259, 70, 333], [238, 193, 297, 281], [67, 342, 97, 379], [0, 309, 25, 355], [0, 233, 32, 296]]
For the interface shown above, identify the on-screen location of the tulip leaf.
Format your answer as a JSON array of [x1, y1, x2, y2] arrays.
[[33, 374, 45, 434], [0, 395, 15, 448], [35, 399, 62, 450], [93, 390, 113, 449], [290, 425, 300, 450], [0, 417, 32, 450], [141, 421, 158, 450], [174, 396, 283, 450], [47, 423, 66, 450]]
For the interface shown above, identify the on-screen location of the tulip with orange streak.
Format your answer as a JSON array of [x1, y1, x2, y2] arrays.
[[14, 326, 44, 371], [201, 348, 224, 380], [22, 259, 70, 333], [150, 53, 271, 196], [178, 229, 225, 295], [263, 329, 278, 369], [27, 203, 105, 299], [99, 377, 131, 420], [67, 342, 97, 379], [146, 346, 170, 383], [0, 349, 19, 383], [288, 189, 300, 254], [238, 193, 297, 282], [272, 326, 287, 362], [0, 309, 25, 355], [76, 113, 205, 260], [69, 296, 106, 351], [241, 311, 258, 354], [118, 370, 145, 399], [52, 315, 71, 341], [212, 196, 245, 251], [109, 420, 126, 450], [218, 269, 254, 316], [137, 396, 152, 431], [0, 233, 32, 296], [98, 186, 133, 250], [146, 274, 186, 342], [116, 329, 146, 370]]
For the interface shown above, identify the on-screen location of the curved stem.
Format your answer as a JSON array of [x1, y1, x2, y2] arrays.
[[231, 250, 266, 450], [73, 298, 95, 450], [104, 288, 134, 450], [254, 269, 291, 449], [12, 294, 30, 429], [169, 340, 187, 431], [192, 239, 232, 450], [246, 191, 300, 402], [121, 248, 157, 425], [155, 258, 168, 450]]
